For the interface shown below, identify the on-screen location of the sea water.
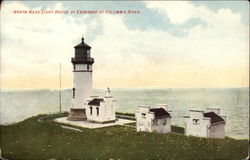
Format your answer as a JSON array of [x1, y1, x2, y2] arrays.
[[0, 88, 249, 139]]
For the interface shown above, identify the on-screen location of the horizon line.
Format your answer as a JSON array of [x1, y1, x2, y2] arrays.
[[1, 86, 249, 91]]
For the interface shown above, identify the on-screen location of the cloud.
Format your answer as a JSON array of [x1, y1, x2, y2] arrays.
[[1, 2, 88, 88], [145, 1, 197, 24], [91, 2, 248, 87], [1, 1, 248, 88]]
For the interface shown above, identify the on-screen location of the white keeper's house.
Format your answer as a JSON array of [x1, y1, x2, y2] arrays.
[[135, 104, 171, 134], [184, 108, 226, 138], [85, 88, 116, 123]]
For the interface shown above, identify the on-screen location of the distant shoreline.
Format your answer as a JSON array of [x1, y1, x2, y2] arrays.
[[1, 87, 249, 92]]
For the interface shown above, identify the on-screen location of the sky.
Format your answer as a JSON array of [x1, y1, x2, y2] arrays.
[[1, 1, 249, 89]]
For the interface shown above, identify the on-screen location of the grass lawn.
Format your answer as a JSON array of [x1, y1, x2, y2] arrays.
[[0, 113, 248, 160]]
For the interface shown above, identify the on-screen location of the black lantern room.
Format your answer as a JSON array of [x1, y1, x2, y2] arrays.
[[71, 37, 94, 65]]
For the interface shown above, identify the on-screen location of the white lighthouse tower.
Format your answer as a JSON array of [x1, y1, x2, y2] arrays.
[[67, 36, 94, 121]]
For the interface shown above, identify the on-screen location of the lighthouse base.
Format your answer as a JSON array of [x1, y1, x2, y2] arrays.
[[67, 108, 87, 121]]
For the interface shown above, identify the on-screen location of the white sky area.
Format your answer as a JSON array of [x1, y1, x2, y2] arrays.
[[0, 1, 249, 89]]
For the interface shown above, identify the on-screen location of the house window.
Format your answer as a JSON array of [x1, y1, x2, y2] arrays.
[[96, 107, 99, 116], [87, 64, 89, 70], [72, 88, 75, 98], [90, 106, 93, 115], [193, 118, 199, 124]]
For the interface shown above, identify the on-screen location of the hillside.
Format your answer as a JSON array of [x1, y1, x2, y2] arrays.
[[0, 113, 248, 160]]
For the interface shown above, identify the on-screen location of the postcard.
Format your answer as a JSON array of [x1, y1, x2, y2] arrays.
[[0, 1, 249, 160]]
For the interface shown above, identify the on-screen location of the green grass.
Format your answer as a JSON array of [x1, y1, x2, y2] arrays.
[[171, 125, 185, 134], [116, 112, 136, 120], [116, 112, 135, 117], [126, 122, 136, 126], [123, 122, 184, 135], [0, 113, 248, 160]]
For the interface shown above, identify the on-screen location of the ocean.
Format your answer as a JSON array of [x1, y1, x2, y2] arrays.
[[0, 87, 249, 139]]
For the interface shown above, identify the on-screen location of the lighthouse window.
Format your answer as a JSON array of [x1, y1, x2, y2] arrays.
[[90, 106, 93, 115], [87, 50, 90, 59], [72, 88, 75, 98], [96, 107, 99, 116]]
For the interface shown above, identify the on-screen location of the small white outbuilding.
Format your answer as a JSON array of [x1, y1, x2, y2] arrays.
[[184, 108, 226, 138], [85, 88, 116, 123], [135, 104, 171, 134]]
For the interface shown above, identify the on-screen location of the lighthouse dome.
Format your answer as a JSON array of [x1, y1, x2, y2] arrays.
[[74, 37, 91, 49]]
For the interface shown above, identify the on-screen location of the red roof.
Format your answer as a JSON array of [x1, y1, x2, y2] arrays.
[[204, 112, 225, 124], [150, 108, 171, 118], [88, 98, 104, 106]]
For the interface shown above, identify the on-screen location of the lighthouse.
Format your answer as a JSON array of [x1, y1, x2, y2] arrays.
[[67, 37, 94, 121]]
